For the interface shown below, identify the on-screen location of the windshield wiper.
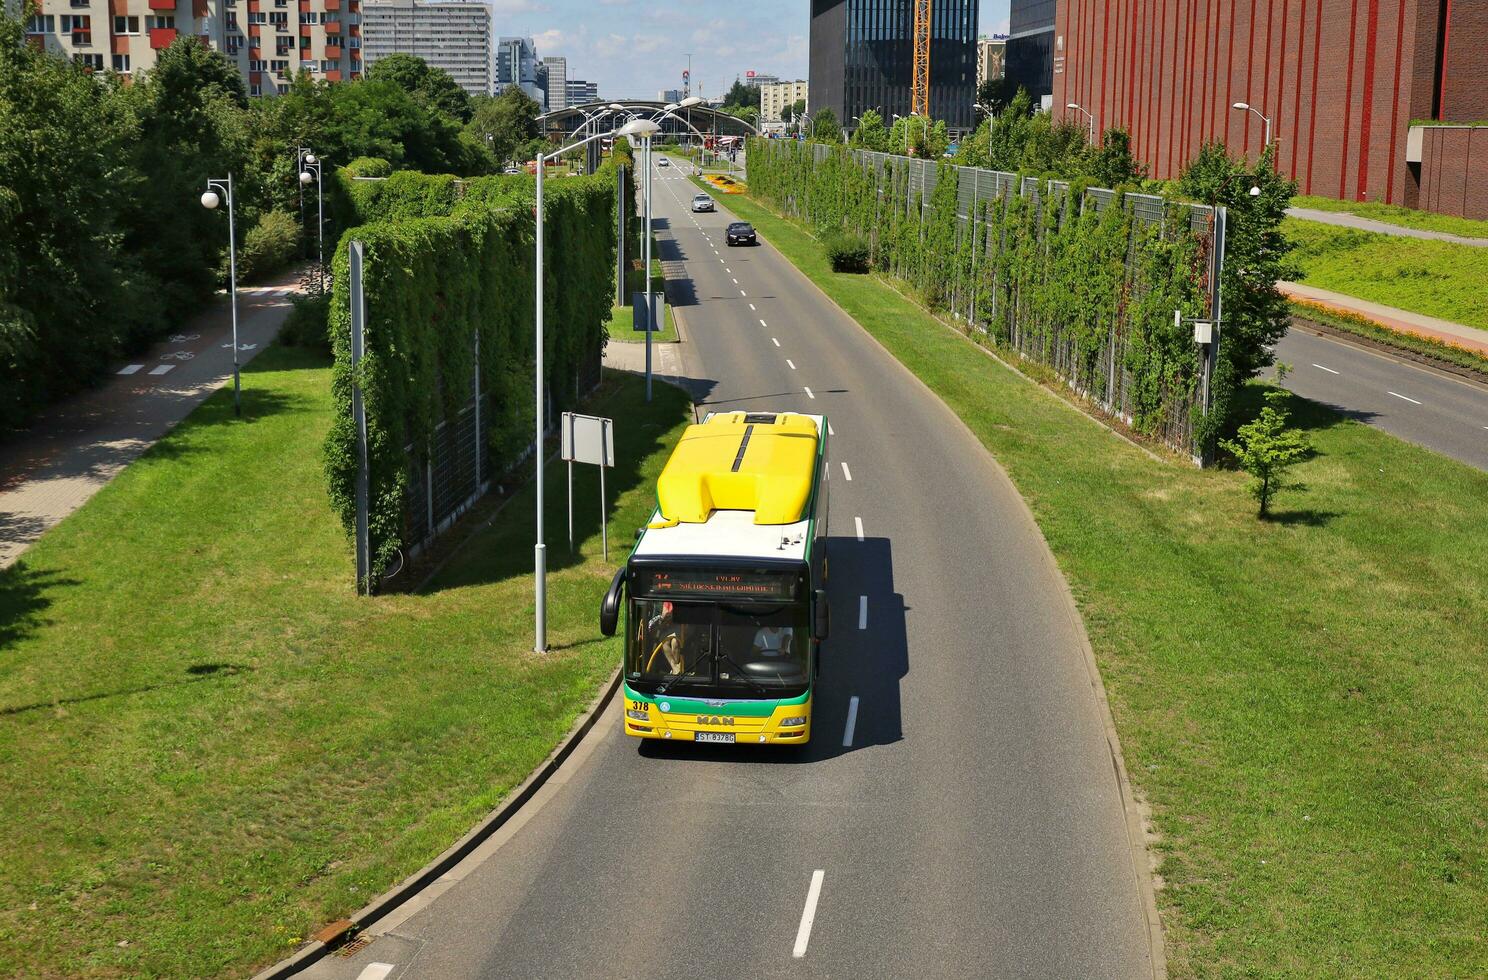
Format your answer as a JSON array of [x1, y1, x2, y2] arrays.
[[656, 645, 713, 695], [715, 651, 772, 695]]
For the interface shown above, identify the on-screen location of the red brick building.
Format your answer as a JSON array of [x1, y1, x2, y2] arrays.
[[1053, 1, 1488, 216]]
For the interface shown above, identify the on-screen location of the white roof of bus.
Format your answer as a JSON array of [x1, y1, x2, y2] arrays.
[[633, 412, 823, 564]]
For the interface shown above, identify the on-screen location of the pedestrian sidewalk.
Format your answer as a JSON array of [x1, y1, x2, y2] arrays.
[[0, 269, 308, 569], [1286, 206, 1488, 247], [1280, 281, 1488, 354]]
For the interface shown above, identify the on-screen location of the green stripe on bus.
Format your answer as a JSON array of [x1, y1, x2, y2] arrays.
[[622, 683, 810, 716]]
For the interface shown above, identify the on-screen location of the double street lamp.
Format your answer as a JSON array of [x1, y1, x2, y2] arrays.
[[297, 147, 325, 292], [532, 115, 661, 652], [200, 175, 242, 417]]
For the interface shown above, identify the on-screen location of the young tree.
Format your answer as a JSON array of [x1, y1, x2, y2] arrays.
[[810, 107, 842, 143], [465, 86, 541, 165], [1087, 127, 1147, 187], [723, 78, 760, 110], [1221, 370, 1310, 517], [975, 76, 1016, 115], [850, 108, 890, 152]]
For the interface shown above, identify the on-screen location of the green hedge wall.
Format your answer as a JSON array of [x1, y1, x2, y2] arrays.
[[324, 164, 620, 581], [745, 139, 1220, 453]]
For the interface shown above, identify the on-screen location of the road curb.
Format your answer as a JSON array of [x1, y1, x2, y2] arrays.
[[249, 665, 624, 980], [713, 192, 1169, 980]]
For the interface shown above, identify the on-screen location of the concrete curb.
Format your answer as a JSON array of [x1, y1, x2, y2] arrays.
[[715, 193, 1169, 980], [249, 666, 624, 980]]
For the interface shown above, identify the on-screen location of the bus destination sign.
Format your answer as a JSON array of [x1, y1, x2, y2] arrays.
[[635, 568, 796, 600]]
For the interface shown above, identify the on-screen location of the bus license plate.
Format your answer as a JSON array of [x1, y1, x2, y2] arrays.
[[695, 731, 735, 744]]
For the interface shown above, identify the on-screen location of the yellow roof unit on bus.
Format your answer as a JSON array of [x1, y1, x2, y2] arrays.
[[656, 412, 818, 525]]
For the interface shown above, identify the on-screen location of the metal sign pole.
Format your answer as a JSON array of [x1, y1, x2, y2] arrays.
[[568, 457, 574, 551]]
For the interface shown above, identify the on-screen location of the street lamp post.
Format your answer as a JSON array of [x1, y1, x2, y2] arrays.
[[531, 117, 652, 652], [1066, 103, 1096, 143], [1232, 102, 1273, 158], [201, 175, 241, 417], [297, 148, 324, 292]]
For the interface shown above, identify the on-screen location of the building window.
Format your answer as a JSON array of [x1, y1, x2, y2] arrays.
[[111, 52, 130, 72], [320, 58, 337, 71], [225, 34, 242, 52], [26, 13, 55, 32], [268, 11, 287, 26], [249, 58, 266, 70], [270, 58, 287, 70], [73, 52, 104, 70], [113, 15, 139, 33], [145, 14, 174, 29], [225, 12, 237, 29], [250, 82, 262, 96], [348, 35, 359, 48]]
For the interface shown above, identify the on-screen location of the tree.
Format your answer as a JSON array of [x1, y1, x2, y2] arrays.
[[465, 86, 541, 166], [1178, 141, 1300, 429], [975, 76, 1016, 115], [1087, 127, 1147, 187], [809, 107, 842, 143], [850, 108, 890, 152], [1220, 372, 1310, 517], [323, 79, 467, 173], [367, 53, 473, 123], [723, 78, 760, 111]]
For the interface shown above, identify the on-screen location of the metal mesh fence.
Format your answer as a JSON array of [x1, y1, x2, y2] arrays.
[[755, 141, 1224, 458]]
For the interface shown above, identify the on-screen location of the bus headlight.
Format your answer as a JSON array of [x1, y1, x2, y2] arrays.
[[780, 716, 807, 728], [626, 708, 650, 721]]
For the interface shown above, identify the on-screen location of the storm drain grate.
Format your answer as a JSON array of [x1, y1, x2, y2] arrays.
[[337, 934, 375, 958]]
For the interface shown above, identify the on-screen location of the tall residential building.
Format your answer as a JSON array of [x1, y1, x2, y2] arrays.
[[565, 78, 597, 106], [20, 0, 360, 94], [1004, 0, 1054, 106], [1056, 0, 1488, 217], [541, 55, 567, 111], [743, 71, 779, 88], [659, 87, 684, 103], [362, 0, 491, 97], [760, 79, 808, 122], [976, 37, 1004, 86], [809, 0, 978, 131], [495, 35, 542, 104]]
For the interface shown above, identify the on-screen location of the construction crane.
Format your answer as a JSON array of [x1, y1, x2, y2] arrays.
[[911, 0, 931, 118]]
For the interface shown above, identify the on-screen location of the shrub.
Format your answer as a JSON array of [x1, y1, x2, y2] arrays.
[[344, 156, 393, 178], [823, 230, 870, 273], [238, 211, 300, 282], [278, 288, 331, 353]]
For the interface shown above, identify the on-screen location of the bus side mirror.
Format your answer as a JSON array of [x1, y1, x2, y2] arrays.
[[599, 567, 627, 636], [813, 590, 830, 641]]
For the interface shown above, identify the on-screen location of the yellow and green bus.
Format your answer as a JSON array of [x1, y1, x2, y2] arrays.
[[599, 411, 831, 745]]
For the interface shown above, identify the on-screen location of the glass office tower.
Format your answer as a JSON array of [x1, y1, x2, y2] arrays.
[[810, 0, 978, 132], [1005, 0, 1055, 103]]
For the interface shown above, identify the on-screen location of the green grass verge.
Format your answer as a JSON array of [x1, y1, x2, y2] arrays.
[[1289, 301, 1488, 380], [702, 181, 1488, 976], [0, 347, 691, 978], [1284, 217, 1488, 331], [605, 301, 678, 344], [1291, 194, 1488, 239]]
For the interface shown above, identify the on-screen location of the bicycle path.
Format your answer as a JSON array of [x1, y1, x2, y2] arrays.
[[0, 272, 307, 569], [1286, 206, 1488, 247]]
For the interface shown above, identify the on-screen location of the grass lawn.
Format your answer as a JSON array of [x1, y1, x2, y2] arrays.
[[0, 347, 691, 978], [605, 301, 678, 344], [700, 179, 1488, 977], [1291, 194, 1488, 239], [1284, 217, 1488, 330]]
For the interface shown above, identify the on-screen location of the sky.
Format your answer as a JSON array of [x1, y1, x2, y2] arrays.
[[491, 0, 1011, 101]]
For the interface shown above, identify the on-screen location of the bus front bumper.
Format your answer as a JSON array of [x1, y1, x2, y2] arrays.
[[622, 690, 812, 745]]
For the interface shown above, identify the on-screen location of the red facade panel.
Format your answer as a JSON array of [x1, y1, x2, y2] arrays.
[[148, 26, 176, 47]]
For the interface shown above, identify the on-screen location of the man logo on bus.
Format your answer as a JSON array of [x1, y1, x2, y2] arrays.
[[698, 716, 734, 726]]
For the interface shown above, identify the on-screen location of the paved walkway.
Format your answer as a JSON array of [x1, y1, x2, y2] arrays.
[[1280, 280, 1488, 355], [0, 271, 307, 569], [1286, 206, 1488, 247]]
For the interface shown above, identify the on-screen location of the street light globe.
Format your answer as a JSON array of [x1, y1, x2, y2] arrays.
[[201, 190, 221, 209], [1249, 185, 1262, 197], [299, 171, 313, 185], [305, 153, 317, 164]]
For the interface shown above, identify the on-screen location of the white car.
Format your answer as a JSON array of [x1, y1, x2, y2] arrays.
[[691, 194, 715, 213], [657, 156, 671, 167]]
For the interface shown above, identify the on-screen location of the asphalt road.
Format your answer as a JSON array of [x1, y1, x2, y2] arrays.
[[1272, 325, 1488, 471], [304, 161, 1153, 979]]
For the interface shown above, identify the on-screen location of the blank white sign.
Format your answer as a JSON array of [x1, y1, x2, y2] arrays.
[[561, 412, 614, 467]]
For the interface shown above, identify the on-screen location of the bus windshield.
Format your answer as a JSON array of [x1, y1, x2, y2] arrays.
[[628, 598, 809, 697]]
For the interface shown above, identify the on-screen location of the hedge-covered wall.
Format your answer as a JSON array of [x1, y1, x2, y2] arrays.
[[746, 139, 1224, 454], [323, 163, 620, 581]]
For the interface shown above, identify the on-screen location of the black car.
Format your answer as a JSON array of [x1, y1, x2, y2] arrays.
[[726, 221, 757, 246]]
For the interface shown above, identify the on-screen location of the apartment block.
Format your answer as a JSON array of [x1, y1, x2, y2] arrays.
[[759, 79, 808, 122], [362, 0, 490, 97], [21, 0, 361, 94], [541, 54, 565, 111]]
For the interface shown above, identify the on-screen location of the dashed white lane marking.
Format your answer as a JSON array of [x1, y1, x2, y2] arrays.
[[1387, 390, 1422, 405], [760, 319, 768, 328], [842, 698, 859, 747], [841, 461, 852, 480], [732, 278, 739, 284], [858, 595, 867, 630], [117, 364, 144, 375], [740, 289, 747, 296], [355, 965, 395, 980], [793, 870, 826, 957], [1312, 363, 1340, 374], [804, 386, 815, 399], [148, 364, 175, 376], [787, 359, 797, 370], [725, 268, 732, 274], [772, 337, 781, 347], [854, 516, 864, 540], [827, 421, 835, 435], [749, 303, 756, 311]]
